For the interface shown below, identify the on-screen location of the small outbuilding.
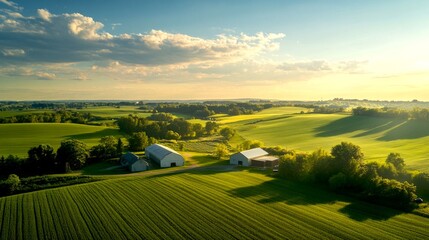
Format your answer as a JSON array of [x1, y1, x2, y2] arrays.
[[120, 152, 149, 172], [230, 148, 279, 167], [145, 144, 185, 168]]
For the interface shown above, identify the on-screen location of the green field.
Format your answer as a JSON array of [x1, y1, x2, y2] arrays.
[[75, 106, 152, 118], [1, 169, 428, 239], [0, 109, 56, 118], [219, 107, 429, 171], [0, 123, 123, 157]]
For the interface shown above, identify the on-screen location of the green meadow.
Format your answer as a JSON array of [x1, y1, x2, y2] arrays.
[[75, 106, 152, 118], [1, 169, 428, 239], [220, 107, 429, 171], [0, 123, 123, 157]]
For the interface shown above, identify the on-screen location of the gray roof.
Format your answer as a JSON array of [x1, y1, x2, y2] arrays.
[[236, 148, 268, 159], [121, 152, 139, 166], [145, 144, 179, 161], [252, 155, 279, 161]]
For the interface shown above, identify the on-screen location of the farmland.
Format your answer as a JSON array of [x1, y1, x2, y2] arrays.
[[1, 169, 429, 239], [0, 123, 123, 157], [219, 107, 429, 171]]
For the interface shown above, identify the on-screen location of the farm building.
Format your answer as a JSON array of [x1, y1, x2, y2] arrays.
[[145, 144, 185, 168], [230, 148, 279, 167], [120, 152, 149, 172]]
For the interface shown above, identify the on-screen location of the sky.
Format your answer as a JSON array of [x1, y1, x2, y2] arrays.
[[0, 0, 428, 101]]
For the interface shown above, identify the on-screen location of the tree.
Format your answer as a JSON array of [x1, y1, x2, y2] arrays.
[[27, 144, 56, 174], [128, 132, 149, 151], [192, 123, 204, 138], [238, 140, 264, 151], [331, 142, 364, 174], [220, 127, 236, 140], [213, 143, 229, 160], [205, 121, 218, 135], [386, 153, 405, 171], [90, 136, 118, 162], [165, 130, 181, 140], [0, 174, 20, 195], [56, 139, 89, 171], [116, 138, 124, 156]]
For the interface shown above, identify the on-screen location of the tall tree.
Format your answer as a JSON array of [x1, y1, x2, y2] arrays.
[[128, 132, 149, 151], [56, 139, 89, 171], [27, 144, 56, 174]]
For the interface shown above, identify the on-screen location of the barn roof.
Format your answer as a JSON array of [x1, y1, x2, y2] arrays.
[[121, 152, 139, 165], [238, 148, 268, 159], [145, 144, 179, 160]]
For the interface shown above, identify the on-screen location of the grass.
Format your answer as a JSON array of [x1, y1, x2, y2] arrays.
[[75, 106, 152, 118], [0, 123, 124, 157], [0, 169, 428, 239], [0, 109, 55, 118], [219, 107, 429, 171]]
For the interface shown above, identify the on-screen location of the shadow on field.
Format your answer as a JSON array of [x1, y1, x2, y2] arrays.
[[65, 128, 120, 140], [228, 178, 403, 221], [315, 116, 405, 138], [339, 202, 402, 221], [229, 178, 336, 205], [378, 119, 429, 141]]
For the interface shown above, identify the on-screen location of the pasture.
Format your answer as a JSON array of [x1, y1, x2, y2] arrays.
[[0, 123, 123, 157], [0, 169, 428, 239], [219, 107, 429, 171], [75, 106, 152, 118]]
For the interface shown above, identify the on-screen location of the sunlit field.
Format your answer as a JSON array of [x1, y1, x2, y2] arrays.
[[0, 123, 123, 157], [1, 169, 428, 239], [220, 107, 429, 171]]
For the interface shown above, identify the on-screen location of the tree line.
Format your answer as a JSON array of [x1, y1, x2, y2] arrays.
[[0, 110, 108, 124], [352, 107, 429, 120], [117, 114, 219, 140], [276, 142, 427, 210], [154, 102, 273, 119]]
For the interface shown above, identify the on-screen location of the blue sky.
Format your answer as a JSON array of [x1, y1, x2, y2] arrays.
[[1, 0, 428, 100]]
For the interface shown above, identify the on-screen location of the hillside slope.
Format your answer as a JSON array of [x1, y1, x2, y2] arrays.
[[220, 107, 429, 171], [1, 169, 428, 239]]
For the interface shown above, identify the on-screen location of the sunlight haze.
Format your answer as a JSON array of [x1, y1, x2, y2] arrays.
[[0, 0, 428, 100]]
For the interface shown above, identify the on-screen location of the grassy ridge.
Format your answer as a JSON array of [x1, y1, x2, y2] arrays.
[[0, 170, 428, 239], [0, 123, 123, 157], [220, 107, 429, 171]]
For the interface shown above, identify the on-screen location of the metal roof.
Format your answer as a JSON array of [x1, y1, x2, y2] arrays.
[[145, 144, 179, 161], [237, 148, 268, 159]]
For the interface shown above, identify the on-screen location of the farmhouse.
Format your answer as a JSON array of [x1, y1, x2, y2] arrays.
[[120, 152, 149, 172], [145, 144, 185, 168], [230, 148, 279, 167]]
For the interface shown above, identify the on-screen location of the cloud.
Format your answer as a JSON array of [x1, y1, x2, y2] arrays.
[[0, 0, 21, 11], [1, 48, 25, 56], [0, 9, 285, 66], [278, 60, 331, 72], [37, 9, 51, 22], [36, 72, 56, 80], [111, 23, 121, 30], [278, 60, 367, 74]]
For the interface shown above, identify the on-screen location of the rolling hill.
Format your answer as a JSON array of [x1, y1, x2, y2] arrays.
[[220, 107, 429, 171], [1, 169, 428, 239], [0, 123, 123, 157]]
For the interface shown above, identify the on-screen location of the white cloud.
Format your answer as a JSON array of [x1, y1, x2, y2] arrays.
[[2, 48, 25, 56], [0, 9, 285, 66], [0, 0, 21, 11], [36, 72, 56, 80], [37, 9, 51, 22], [278, 60, 331, 72]]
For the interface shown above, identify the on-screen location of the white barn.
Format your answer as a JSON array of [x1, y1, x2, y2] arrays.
[[145, 144, 185, 168], [230, 148, 279, 167], [130, 159, 149, 172]]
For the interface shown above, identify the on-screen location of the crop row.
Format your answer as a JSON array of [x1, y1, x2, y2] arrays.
[[1, 171, 429, 239]]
